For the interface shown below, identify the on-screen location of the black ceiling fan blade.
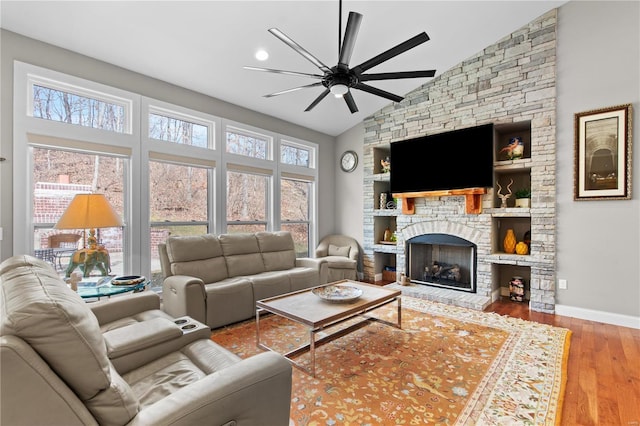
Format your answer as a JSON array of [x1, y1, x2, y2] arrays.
[[354, 82, 404, 103], [360, 70, 436, 81], [264, 82, 324, 98], [343, 91, 359, 113], [268, 28, 332, 73], [338, 12, 362, 68], [353, 32, 430, 74], [304, 89, 330, 112], [243, 66, 324, 80]]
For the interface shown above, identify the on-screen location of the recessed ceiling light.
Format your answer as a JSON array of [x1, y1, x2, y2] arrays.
[[255, 50, 269, 61]]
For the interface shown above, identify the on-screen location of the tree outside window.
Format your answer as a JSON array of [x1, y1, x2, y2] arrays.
[[32, 85, 125, 132], [226, 170, 268, 233], [226, 129, 269, 159], [281, 178, 311, 257], [149, 161, 209, 290]]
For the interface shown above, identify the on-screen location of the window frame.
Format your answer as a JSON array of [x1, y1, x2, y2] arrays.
[[147, 104, 215, 149], [225, 124, 273, 161], [27, 74, 133, 134], [14, 61, 319, 285], [281, 138, 315, 169], [30, 145, 130, 275], [15, 62, 139, 275], [224, 167, 272, 233], [140, 98, 220, 278], [280, 176, 313, 257]]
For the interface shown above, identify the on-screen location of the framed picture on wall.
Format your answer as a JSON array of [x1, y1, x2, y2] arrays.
[[574, 103, 633, 200]]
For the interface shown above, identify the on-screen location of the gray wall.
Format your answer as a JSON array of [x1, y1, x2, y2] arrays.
[[335, 122, 364, 243], [0, 29, 336, 260], [555, 1, 639, 317]]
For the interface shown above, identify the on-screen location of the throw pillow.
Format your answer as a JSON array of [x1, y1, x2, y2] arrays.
[[328, 244, 350, 257]]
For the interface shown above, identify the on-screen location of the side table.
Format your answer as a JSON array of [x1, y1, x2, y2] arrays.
[[76, 276, 148, 300]]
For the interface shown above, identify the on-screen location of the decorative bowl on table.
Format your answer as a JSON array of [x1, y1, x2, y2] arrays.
[[111, 275, 146, 286], [312, 284, 363, 303]]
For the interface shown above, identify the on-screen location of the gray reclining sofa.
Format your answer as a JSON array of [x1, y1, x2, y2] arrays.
[[159, 231, 328, 329]]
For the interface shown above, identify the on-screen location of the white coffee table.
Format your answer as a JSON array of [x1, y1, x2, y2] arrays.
[[256, 280, 401, 377]]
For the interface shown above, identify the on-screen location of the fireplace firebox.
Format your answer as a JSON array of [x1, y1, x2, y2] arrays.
[[407, 234, 476, 293]]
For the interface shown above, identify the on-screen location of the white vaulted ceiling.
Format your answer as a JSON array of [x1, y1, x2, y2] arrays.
[[0, 1, 566, 136]]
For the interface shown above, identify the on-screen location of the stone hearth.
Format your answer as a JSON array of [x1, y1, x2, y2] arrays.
[[385, 282, 491, 311]]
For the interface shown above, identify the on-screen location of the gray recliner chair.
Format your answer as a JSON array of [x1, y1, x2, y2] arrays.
[[1, 255, 292, 426], [315, 234, 360, 282]]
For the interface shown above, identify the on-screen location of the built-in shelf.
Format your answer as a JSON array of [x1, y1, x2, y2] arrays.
[[372, 244, 398, 253], [494, 158, 533, 171], [489, 208, 531, 217], [367, 173, 391, 181], [492, 122, 532, 305], [487, 254, 533, 266], [373, 209, 399, 216]]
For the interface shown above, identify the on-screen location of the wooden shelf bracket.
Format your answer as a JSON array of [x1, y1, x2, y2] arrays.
[[393, 188, 487, 215]]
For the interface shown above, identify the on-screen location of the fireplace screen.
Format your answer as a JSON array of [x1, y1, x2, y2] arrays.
[[407, 234, 476, 292]]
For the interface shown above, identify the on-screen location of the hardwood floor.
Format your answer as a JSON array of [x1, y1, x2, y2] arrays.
[[486, 298, 640, 426]]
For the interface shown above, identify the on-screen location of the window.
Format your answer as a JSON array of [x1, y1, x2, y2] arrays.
[[281, 178, 312, 257], [226, 127, 270, 159], [149, 161, 209, 224], [148, 112, 209, 148], [149, 161, 210, 288], [32, 147, 126, 276], [16, 62, 318, 290], [281, 141, 311, 167], [31, 84, 127, 132], [226, 170, 269, 233]]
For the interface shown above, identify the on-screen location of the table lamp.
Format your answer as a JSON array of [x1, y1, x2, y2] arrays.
[[54, 193, 123, 277]]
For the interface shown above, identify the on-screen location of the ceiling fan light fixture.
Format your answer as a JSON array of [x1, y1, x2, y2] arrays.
[[247, 0, 435, 113], [330, 83, 349, 96]]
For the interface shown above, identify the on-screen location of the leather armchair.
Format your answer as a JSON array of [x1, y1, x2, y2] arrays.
[[315, 234, 360, 282], [1, 255, 292, 426]]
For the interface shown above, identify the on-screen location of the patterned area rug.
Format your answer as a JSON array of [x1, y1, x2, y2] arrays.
[[210, 296, 571, 425]]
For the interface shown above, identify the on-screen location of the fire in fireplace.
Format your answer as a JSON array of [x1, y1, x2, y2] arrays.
[[407, 234, 477, 292]]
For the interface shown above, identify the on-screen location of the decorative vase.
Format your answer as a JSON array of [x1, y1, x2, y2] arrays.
[[509, 276, 525, 302], [503, 229, 517, 254], [383, 227, 392, 242], [516, 241, 529, 255], [379, 192, 387, 210]]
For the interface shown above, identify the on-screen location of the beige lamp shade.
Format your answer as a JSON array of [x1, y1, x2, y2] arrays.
[[54, 194, 123, 229]]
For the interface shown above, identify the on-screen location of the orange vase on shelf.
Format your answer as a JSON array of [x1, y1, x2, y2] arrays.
[[516, 241, 529, 255], [503, 229, 517, 254]]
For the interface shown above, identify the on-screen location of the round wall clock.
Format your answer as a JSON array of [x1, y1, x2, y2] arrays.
[[340, 150, 358, 173]]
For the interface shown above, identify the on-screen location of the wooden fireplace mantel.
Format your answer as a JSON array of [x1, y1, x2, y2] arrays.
[[393, 188, 487, 215]]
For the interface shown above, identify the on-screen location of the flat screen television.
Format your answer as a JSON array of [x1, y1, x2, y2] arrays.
[[390, 123, 494, 194]]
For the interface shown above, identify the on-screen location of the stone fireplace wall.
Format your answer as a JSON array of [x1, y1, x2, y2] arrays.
[[362, 10, 557, 313]]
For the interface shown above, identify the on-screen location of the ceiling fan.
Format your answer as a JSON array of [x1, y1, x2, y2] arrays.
[[244, 0, 436, 113]]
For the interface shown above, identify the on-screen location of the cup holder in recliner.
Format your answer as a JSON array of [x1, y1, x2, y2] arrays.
[[173, 316, 204, 334]]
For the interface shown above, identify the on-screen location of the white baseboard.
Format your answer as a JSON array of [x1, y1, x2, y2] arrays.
[[555, 304, 640, 329]]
